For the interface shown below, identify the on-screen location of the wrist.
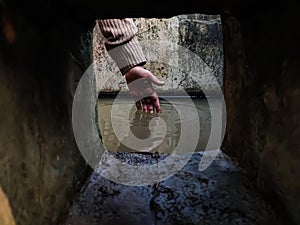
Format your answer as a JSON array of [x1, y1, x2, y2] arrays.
[[106, 36, 147, 75]]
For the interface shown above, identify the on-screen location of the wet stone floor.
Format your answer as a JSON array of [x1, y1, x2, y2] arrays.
[[64, 150, 283, 225]]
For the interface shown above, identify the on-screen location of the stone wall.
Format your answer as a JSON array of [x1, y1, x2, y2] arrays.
[[222, 8, 300, 225], [0, 8, 94, 224], [93, 14, 223, 95], [0, 1, 299, 225]]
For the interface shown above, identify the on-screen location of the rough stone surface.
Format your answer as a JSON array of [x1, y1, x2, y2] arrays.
[[0, 12, 93, 225], [93, 14, 223, 94], [65, 151, 283, 225], [0, 2, 299, 225], [222, 11, 300, 225]]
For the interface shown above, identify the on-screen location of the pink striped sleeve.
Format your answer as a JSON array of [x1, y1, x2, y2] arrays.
[[97, 18, 147, 75]]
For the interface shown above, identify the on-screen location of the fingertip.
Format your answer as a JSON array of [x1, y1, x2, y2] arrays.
[[154, 80, 165, 86], [157, 80, 165, 86], [142, 104, 148, 112], [153, 100, 162, 113], [149, 74, 166, 86]]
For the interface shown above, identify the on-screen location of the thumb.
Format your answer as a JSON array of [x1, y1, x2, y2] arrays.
[[148, 73, 165, 86]]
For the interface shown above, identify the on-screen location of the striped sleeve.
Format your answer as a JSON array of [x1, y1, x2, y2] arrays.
[[97, 18, 147, 75]]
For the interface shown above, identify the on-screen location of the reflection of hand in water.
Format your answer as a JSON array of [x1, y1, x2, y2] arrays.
[[130, 110, 152, 140], [117, 110, 170, 153]]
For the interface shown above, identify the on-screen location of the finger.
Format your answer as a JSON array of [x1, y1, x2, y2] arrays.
[[141, 99, 148, 112], [152, 94, 162, 113], [132, 95, 142, 111], [154, 99, 161, 113], [135, 100, 142, 111], [146, 98, 154, 114], [148, 73, 165, 86]]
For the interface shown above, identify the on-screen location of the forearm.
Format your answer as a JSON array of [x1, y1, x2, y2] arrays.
[[97, 19, 146, 75]]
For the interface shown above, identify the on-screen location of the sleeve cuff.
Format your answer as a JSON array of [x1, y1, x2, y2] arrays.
[[106, 36, 147, 75]]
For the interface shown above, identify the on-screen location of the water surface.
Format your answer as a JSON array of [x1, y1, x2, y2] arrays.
[[97, 96, 220, 153]]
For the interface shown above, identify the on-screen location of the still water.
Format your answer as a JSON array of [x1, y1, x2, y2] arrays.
[[97, 96, 222, 154]]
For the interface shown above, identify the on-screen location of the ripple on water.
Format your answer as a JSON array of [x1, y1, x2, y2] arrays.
[[97, 97, 218, 154]]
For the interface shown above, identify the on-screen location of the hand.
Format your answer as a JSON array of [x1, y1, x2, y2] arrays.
[[124, 66, 165, 113]]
